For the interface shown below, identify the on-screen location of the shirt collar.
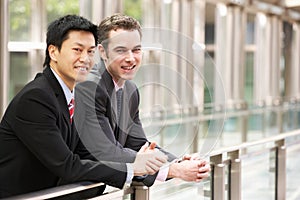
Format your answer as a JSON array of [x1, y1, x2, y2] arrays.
[[113, 79, 124, 91], [50, 67, 74, 104]]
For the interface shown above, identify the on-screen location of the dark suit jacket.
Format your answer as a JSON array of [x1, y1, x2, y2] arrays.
[[0, 66, 127, 198], [75, 62, 177, 187]]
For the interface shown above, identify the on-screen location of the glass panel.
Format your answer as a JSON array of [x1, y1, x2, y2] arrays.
[[205, 3, 215, 44], [282, 21, 293, 98], [244, 52, 254, 104], [204, 52, 214, 105], [222, 117, 241, 147], [9, 0, 31, 41], [286, 143, 300, 199], [247, 113, 264, 141], [9, 52, 30, 101], [241, 148, 275, 199], [282, 105, 299, 132], [46, 0, 79, 23], [150, 179, 210, 200], [144, 121, 197, 157], [264, 110, 279, 136], [246, 14, 255, 44], [124, 0, 142, 22]]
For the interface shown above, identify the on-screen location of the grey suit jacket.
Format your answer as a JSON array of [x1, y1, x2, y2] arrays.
[[75, 62, 177, 187], [0, 66, 127, 198]]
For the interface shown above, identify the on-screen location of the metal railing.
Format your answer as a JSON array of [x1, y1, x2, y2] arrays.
[[4, 129, 300, 200]]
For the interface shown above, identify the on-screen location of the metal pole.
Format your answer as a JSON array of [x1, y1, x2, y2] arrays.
[[213, 163, 225, 200], [0, 0, 9, 119], [275, 140, 286, 200], [230, 158, 241, 200], [131, 182, 149, 200]]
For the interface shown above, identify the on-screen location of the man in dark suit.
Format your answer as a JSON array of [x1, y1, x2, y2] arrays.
[[0, 14, 167, 198], [75, 14, 210, 187]]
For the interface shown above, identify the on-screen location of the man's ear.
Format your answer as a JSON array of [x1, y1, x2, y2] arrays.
[[48, 45, 58, 62], [98, 44, 108, 61]]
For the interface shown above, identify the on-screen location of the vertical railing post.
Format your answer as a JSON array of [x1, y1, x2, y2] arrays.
[[228, 150, 241, 200], [211, 154, 225, 200], [275, 139, 286, 200], [131, 182, 149, 200], [0, 0, 9, 118], [214, 164, 225, 200]]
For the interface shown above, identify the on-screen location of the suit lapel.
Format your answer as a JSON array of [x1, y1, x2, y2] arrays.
[[43, 66, 71, 127], [101, 67, 128, 145], [101, 68, 118, 125], [118, 84, 129, 146]]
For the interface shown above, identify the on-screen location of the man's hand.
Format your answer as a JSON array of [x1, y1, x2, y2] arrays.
[[132, 142, 167, 176], [168, 159, 210, 182], [181, 153, 201, 161]]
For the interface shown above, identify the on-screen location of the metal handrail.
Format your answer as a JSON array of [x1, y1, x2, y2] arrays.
[[3, 182, 104, 200], [209, 129, 300, 158], [4, 129, 300, 200]]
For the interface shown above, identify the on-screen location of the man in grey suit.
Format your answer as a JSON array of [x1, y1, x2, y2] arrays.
[[75, 14, 210, 187], [0, 14, 167, 198]]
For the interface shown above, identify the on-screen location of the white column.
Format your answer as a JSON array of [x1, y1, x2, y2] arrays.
[[0, 0, 9, 118], [30, 0, 46, 79], [290, 22, 300, 100], [192, 0, 205, 111], [254, 13, 282, 106], [80, 0, 124, 23], [215, 3, 246, 109]]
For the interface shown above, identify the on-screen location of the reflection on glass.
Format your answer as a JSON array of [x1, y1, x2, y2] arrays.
[[46, 0, 79, 23], [9, 0, 31, 41], [204, 52, 214, 104], [244, 52, 254, 104], [241, 148, 275, 199], [205, 3, 216, 44], [286, 144, 300, 199], [246, 14, 255, 44], [150, 179, 208, 200], [9, 52, 30, 101]]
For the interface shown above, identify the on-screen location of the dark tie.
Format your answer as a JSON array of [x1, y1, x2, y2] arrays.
[[116, 88, 123, 122], [68, 98, 75, 123]]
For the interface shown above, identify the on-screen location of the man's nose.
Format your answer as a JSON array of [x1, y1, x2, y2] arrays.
[[80, 51, 92, 63], [125, 50, 135, 62]]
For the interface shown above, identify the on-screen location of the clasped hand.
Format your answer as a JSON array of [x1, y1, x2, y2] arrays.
[[169, 153, 211, 182], [133, 142, 167, 176]]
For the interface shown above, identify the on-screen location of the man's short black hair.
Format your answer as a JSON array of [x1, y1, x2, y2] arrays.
[[43, 14, 98, 67]]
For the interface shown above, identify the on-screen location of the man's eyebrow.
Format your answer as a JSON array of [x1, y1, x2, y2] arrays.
[[113, 46, 127, 49], [113, 44, 142, 49], [73, 42, 96, 48], [134, 45, 142, 48]]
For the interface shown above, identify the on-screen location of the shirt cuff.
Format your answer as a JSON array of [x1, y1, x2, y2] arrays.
[[125, 163, 134, 184], [156, 165, 169, 181]]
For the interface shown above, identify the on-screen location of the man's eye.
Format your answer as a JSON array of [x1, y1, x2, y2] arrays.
[[133, 48, 141, 53], [73, 48, 82, 52], [116, 49, 126, 53], [88, 50, 95, 55]]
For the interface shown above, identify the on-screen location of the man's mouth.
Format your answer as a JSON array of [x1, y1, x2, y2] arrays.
[[121, 65, 135, 70], [75, 66, 89, 72]]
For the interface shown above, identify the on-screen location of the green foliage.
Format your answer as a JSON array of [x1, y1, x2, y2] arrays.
[[9, 0, 30, 41], [124, 0, 142, 23], [46, 0, 79, 24], [9, 0, 79, 41]]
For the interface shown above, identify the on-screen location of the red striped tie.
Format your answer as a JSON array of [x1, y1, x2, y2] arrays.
[[68, 98, 75, 123]]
